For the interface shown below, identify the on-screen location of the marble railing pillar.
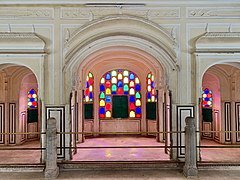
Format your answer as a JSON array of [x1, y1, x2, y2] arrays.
[[44, 118, 59, 179], [183, 117, 198, 177]]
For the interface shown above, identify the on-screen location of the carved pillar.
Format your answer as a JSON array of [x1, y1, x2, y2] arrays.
[[45, 118, 59, 179], [183, 117, 198, 177]]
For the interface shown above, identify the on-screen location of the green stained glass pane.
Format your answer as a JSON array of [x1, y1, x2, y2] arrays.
[[112, 84, 117, 91], [111, 70, 117, 76], [123, 70, 129, 76], [123, 84, 129, 91], [135, 92, 141, 98], [88, 72, 93, 78], [100, 92, 105, 99], [147, 73, 151, 78]]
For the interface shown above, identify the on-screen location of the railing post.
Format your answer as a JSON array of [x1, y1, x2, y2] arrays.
[[45, 118, 59, 179], [183, 117, 198, 177]]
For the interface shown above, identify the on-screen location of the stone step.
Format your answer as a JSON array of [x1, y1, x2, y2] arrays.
[[198, 162, 240, 170], [0, 164, 45, 172], [59, 161, 184, 170]]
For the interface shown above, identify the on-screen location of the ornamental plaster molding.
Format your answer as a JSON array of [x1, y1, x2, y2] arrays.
[[0, 8, 54, 19], [187, 7, 240, 18], [61, 7, 180, 20], [147, 8, 180, 19], [64, 15, 175, 52], [203, 32, 240, 37], [0, 32, 46, 53], [196, 32, 240, 53]]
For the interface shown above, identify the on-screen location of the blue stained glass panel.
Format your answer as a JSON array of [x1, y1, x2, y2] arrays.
[[117, 81, 123, 87], [29, 89, 35, 94], [124, 91, 129, 95], [112, 91, 116, 94], [204, 89, 209, 94], [151, 82, 154, 88], [106, 96, 111, 102], [30, 98, 35, 102], [135, 84, 141, 91], [100, 85, 105, 91], [86, 82, 89, 88], [136, 107, 141, 114], [130, 96, 135, 103], [89, 92, 93, 99], [205, 98, 209, 101], [147, 92, 151, 99], [106, 73, 111, 80], [99, 108, 105, 114], [129, 73, 134, 80]]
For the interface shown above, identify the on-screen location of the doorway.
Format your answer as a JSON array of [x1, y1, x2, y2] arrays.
[[200, 64, 240, 162], [0, 64, 41, 164]]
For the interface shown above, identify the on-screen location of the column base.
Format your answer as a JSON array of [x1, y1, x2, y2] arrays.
[[44, 167, 59, 179], [183, 166, 198, 177]]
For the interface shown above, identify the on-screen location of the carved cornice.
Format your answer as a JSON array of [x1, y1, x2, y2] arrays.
[[196, 32, 240, 53], [203, 32, 240, 37], [187, 8, 240, 18], [61, 7, 180, 19], [0, 32, 46, 53], [0, 33, 40, 39], [0, 8, 54, 19]]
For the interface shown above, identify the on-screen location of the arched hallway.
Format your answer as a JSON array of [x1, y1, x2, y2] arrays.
[[0, 64, 41, 164]]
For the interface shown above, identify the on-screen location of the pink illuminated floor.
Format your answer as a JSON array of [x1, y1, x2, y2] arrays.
[[200, 139, 240, 162], [0, 140, 41, 164], [72, 135, 170, 161]]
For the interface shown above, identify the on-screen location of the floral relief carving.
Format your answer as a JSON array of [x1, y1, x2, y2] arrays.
[[0, 8, 53, 19], [61, 7, 180, 19], [188, 8, 240, 18], [148, 9, 179, 18]]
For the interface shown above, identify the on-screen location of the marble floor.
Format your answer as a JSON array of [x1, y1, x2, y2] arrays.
[[0, 137, 240, 164], [0, 140, 41, 164], [200, 139, 240, 162], [73, 135, 170, 161]]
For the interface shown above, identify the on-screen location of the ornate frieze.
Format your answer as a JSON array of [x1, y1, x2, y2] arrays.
[[61, 7, 180, 20], [147, 8, 180, 18], [187, 8, 240, 18], [0, 8, 54, 19]]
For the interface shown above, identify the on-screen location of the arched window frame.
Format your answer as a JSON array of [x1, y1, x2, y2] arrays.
[[146, 72, 157, 120], [146, 72, 157, 102], [84, 72, 94, 103], [27, 88, 38, 109], [202, 88, 213, 108], [83, 72, 94, 119], [99, 69, 141, 119]]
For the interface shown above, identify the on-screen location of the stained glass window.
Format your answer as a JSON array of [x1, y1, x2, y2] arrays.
[[84, 72, 94, 119], [28, 89, 38, 108], [84, 72, 94, 102], [202, 88, 213, 108], [99, 69, 141, 119], [146, 73, 157, 102]]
